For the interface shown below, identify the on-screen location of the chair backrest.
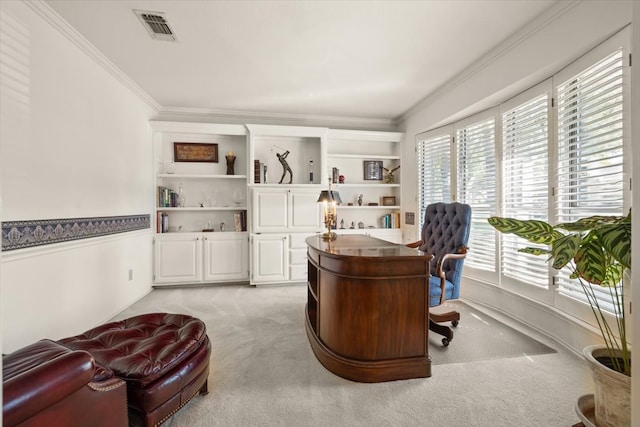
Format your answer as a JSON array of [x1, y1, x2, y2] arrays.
[[419, 202, 471, 290]]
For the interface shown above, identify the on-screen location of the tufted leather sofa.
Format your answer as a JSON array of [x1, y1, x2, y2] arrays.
[[3, 339, 128, 427], [59, 313, 211, 427]]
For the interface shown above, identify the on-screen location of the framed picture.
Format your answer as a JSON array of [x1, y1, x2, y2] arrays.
[[363, 160, 383, 180], [174, 142, 218, 163], [382, 196, 396, 206]]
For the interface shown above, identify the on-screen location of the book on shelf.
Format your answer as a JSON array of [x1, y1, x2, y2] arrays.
[[240, 210, 247, 231], [157, 212, 169, 233], [254, 160, 261, 183], [234, 213, 242, 232], [381, 213, 401, 229], [157, 186, 178, 207]]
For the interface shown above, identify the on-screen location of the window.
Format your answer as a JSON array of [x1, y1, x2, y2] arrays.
[[417, 130, 451, 227], [455, 114, 496, 273], [415, 27, 630, 323], [500, 85, 550, 289], [554, 44, 628, 313]]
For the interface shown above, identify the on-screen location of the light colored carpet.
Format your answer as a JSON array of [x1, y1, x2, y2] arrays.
[[112, 284, 592, 427], [429, 301, 555, 365]]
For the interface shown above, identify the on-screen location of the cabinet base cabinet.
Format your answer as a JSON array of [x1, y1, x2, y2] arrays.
[[154, 232, 248, 285], [203, 234, 249, 281], [251, 234, 288, 284], [251, 233, 317, 285]]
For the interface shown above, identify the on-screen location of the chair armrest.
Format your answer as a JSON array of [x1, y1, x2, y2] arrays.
[[3, 350, 94, 426], [435, 246, 469, 278], [405, 240, 423, 249]]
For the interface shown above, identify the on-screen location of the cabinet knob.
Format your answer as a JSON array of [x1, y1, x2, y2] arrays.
[[196, 237, 200, 241]]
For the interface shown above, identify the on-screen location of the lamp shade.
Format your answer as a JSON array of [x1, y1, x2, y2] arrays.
[[317, 190, 342, 204]]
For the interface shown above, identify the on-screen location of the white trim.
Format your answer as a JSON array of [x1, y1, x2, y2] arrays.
[[396, 0, 581, 124], [149, 121, 246, 136], [161, 106, 396, 131]]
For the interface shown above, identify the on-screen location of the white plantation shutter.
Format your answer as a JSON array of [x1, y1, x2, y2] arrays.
[[501, 91, 550, 288], [417, 130, 452, 227], [555, 45, 627, 313], [456, 116, 496, 272]]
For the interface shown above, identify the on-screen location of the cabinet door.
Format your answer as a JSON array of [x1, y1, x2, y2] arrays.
[[251, 234, 288, 283], [154, 234, 202, 284], [289, 190, 322, 231], [202, 233, 249, 281], [253, 189, 289, 232]]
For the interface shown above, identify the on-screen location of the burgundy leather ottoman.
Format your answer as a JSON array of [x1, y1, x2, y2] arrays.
[[59, 313, 211, 427]]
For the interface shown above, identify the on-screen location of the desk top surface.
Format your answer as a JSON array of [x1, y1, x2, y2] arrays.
[[306, 234, 427, 259]]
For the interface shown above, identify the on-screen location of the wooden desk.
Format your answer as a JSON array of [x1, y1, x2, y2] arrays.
[[305, 234, 432, 382]]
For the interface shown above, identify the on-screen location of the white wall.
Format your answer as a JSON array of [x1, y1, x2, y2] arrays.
[[0, 1, 157, 352]]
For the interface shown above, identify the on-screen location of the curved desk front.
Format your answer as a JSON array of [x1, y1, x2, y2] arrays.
[[305, 234, 432, 383]]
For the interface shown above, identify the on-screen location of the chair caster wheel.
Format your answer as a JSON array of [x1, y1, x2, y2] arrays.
[[452, 320, 459, 327], [442, 338, 450, 347]]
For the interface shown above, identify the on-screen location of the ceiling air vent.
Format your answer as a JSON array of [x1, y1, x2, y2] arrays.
[[134, 10, 177, 42]]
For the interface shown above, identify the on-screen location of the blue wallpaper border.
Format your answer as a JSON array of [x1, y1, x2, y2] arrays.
[[2, 214, 150, 251]]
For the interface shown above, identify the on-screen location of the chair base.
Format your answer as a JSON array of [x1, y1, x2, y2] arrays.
[[429, 309, 460, 347]]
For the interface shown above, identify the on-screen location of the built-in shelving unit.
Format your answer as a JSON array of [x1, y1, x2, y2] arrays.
[[325, 129, 403, 242], [149, 121, 405, 285], [150, 121, 250, 285]]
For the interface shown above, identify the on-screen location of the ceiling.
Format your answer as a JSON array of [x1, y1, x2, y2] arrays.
[[45, 0, 556, 121]]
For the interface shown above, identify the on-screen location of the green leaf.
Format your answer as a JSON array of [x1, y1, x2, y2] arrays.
[[550, 234, 581, 270], [574, 236, 607, 285], [556, 215, 622, 232], [598, 221, 631, 270], [488, 217, 563, 245], [601, 263, 624, 288], [518, 247, 550, 256]]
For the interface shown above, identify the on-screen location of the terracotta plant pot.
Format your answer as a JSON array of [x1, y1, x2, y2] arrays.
[[583, 345, 631, 427]]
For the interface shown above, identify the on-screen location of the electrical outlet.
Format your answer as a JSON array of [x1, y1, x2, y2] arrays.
[[128, 269, 133, 281]]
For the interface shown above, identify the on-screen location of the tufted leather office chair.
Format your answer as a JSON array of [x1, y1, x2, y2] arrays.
[[407, 202, 471, 346]]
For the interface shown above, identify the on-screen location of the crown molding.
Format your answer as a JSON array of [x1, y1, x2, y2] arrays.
[[25, 0, 161, 112], [159, 106, 397, 132], [395, 0, 582, 125]]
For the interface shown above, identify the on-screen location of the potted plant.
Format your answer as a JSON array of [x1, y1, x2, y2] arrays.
[[488, 212, 631, 427]]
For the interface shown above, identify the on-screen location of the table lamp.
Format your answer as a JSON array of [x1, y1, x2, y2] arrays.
[[317, 179, 342, 240]]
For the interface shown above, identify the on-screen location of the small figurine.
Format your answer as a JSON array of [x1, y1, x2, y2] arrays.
[[383, 165, 400, 184], [339, 175, 345, 184], [350, 221, 355, 229], [340, 219, 345, 229], [225, 151, 236, 175], [357, 194, 363, 206], [276, 150, 293, 184]]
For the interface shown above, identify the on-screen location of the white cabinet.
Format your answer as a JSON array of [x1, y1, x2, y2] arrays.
[[250, 187, 322, 285], [251, 234, 288, 283], [154, 233, 202, 284], [154, 232, 249, 285], [151, 122, 250, 286], [252, 187, 322, 233], [203, 233, 249, 282]]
